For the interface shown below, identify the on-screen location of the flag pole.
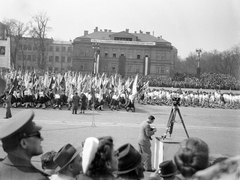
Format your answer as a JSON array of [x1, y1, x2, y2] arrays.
[[91, 103, 96, 127], [91, 89, 96, 127]]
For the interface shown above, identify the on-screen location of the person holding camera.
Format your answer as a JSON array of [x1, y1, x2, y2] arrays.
[[137, 115, 157, 172]]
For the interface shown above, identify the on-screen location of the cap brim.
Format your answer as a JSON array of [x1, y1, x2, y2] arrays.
[[30, 124, 42, 133], [55, 146, 82, 172]]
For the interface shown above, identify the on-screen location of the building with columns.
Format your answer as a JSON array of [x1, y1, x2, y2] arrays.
[[72, 27, 177, 77]]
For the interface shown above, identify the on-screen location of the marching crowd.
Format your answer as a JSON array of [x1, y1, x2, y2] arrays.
[[0, 109, 239, 180], [0, 71, 240, 117]]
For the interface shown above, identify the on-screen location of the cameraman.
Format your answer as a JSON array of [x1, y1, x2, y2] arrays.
[[137, 115, 157, 172]]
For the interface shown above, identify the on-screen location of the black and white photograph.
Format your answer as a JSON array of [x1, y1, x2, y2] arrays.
[[0, 0, 240, 180]]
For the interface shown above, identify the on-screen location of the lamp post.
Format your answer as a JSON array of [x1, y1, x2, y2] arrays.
[[196, 49, 202, 78], [92, 43, 100, 74]]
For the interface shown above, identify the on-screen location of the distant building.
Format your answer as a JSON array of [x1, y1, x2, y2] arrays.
[[47, 40, 73, 72], [72, 27, 177, 76], [15, 38, 73, 72]]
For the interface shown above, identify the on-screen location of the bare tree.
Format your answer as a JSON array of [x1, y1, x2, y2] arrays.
[[29, 12, 51, 70], [3, 19, 29, 69]]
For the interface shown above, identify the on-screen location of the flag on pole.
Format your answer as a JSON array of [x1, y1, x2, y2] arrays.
[[132, 74, 138, 95]]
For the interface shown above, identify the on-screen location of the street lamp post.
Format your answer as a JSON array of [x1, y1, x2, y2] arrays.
[[196, 49, 202, 78], [92, 43, 100, 75]]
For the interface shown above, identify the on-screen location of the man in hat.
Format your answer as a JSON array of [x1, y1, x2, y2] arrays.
[[137, 115, 157, 172], [149, 160, 181, 180], [51, 143, 82, 180], [114, 143, 146, 180], [0, 109, 49, 179]]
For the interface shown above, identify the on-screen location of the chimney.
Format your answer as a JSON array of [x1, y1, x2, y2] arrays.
[[100, 29, 102, 32], [109, 30, 111, 32], [146, 32, 150, 35], [104, 29, 107, 32], [94, 27, 98, 32], [134, 31, 137, 33], [126, 29, 129, 33], [84, 30, 88, 36], [139, 30, 143, 34]]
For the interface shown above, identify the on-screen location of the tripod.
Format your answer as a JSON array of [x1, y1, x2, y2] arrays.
[[161, 104, 189, 139]]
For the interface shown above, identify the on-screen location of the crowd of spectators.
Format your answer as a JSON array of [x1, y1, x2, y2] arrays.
[[139, 73, 240, 90]]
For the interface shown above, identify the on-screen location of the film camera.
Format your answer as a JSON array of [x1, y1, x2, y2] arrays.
[[149, 126, 157, 140], [172, 97, 181, 106]]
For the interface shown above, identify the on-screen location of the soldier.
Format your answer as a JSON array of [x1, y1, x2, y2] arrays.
[[0, 109, 49, 179]]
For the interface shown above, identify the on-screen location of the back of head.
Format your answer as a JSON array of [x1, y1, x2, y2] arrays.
[[85, 136, 115, 177], [41, 150, 58, 171], [174, 137, 209, 178]]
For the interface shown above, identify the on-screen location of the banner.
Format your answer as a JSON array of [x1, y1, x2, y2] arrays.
[[91, 39, 156, 46], [0, 37, 11, 69]]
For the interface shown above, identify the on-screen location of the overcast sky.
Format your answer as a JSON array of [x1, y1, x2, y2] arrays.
[[1, 0, 239, 59]]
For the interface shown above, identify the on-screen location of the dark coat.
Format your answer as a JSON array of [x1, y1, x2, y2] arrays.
[[0, 154, 49, 180], [72, 94, 80, 108]]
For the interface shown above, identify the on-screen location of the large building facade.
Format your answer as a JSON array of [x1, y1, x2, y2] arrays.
[[72, 27, 177, 77], [15, 38, 73, 72]]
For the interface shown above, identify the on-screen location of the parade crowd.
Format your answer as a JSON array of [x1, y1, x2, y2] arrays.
[[0, 70, 240, 117], [141, 73, 240, 90]]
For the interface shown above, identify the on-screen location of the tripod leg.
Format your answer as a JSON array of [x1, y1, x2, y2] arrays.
[[169, 109, 176, 136], [176, 108, 189, 138], [164, 108, 176, 137]]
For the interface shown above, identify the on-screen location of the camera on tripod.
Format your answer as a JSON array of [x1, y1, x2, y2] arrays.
[[172, 97, 181, 106]]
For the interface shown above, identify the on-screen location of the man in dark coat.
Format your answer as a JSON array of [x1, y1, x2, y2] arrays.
[[72, 92, 80, 114], [0, 109, 49, 179]]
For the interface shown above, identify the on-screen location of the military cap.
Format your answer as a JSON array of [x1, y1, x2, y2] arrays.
[[0, 109, 42, 140]]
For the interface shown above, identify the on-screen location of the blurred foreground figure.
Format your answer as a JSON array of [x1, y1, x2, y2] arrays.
[[193, 155, 240, 180], [0, 109, 48, 179], [41, 150, 58, 175], [114, 143, 146, 180], [51, 144, 82, 180], [149, 160, 181, 180], [82, 136, 119, 180], [174, 137, 209, 179]]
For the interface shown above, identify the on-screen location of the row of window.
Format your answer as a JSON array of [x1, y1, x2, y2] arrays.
[[17, 66, 71, 72], [48, 56, 71, 63], [17, 54, 71, 63], [49, 46, 72, 52], [19, 44, 72, 52], [77, 62, 167, 74], [92, 51, 166, 60]]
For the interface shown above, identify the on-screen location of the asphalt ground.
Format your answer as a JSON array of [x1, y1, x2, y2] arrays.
[[0, 103, 239, 179]]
